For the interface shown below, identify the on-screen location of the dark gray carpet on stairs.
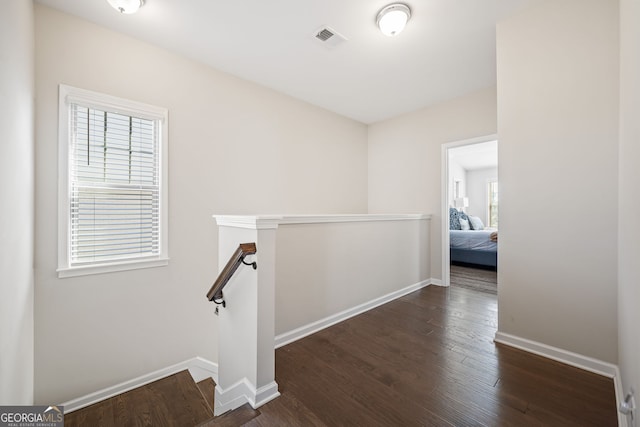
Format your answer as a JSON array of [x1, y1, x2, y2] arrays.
[[450, 264, 497, 294]]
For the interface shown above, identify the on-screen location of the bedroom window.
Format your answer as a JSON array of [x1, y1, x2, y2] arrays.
[[488, 180, 498, 228], [454, 180, 462, 198], [58, 85, 169, 277]]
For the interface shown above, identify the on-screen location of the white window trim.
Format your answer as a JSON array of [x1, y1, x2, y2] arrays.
[[57, 84, 169, 278], [486, 178, 498, 229]]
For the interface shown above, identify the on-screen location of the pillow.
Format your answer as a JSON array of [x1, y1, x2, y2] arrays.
[[449, 207, 461, 230], [468, 215, 485, 230], [459, 211, 469, 222], [459, 218, 470, 230]]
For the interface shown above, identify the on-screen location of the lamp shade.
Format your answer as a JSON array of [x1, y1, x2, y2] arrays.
[[376, 4, 411, 37], [107, 0, 144, 14], [454, 197, 469, 208]]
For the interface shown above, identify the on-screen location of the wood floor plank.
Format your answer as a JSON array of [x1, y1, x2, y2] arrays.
[[333, 311, 501, 390], [260, 285, 617, 426], [285, 309, 496, 425], [196, 377, 215, 413], [276, 348, 392, 427], [290, 337, 459, 426], [197, 404, 260, 427], [450, 264, 498, 294], [64, 370, 213, 427], [244, 392, 327, 427]]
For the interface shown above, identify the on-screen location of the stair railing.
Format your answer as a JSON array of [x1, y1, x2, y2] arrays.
[[207, 242, 257, 308]]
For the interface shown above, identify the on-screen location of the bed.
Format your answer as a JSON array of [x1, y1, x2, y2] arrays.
[[450, 230, 497, 268], [449, 208, 497, 269]]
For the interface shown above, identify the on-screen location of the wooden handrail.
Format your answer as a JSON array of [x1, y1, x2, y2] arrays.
[[207, 242, 257, 304]]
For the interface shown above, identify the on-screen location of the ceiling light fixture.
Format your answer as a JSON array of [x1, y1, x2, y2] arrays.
[[376, 3, 411, 37], [107, 0, 145, 14]]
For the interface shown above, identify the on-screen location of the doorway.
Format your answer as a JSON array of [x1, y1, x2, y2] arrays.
[[441, 135, 498, 290]]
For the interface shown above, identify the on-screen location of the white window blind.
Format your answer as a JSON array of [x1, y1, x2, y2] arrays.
[[58, 85, 168, 277], [70, 107, 159, 263]]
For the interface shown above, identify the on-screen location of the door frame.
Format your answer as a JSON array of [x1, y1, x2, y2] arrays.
[[441, 134, 498, 287]]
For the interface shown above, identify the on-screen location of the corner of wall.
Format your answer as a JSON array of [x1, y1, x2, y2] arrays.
[[0, 0, 35, 406]]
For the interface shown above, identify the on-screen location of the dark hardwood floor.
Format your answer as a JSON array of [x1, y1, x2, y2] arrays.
[[254, 285, 617, 426], [450, 264, 498, 294], [64, 370, 214, 427]]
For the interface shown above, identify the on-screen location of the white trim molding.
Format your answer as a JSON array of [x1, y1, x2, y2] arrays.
[[57, 84, 170, 278], [494, 331, 618, 377], [214, 213, 430, 230], [214, 379, 280, 416], [613, 367, 630, 427], [215, 215, 283, 230], [279, 213, 430, 225], [441, 134, 498, 288], [429, 278, 444, 287], [61, 357, 218, 413], [57, 257, 169, 278], [275, 279, 432, 348]]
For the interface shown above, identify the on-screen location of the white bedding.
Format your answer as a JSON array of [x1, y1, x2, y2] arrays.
[[450, 230, 497, 252]]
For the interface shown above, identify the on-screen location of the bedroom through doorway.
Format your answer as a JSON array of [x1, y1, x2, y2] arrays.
[[442, 136, 498, 294]]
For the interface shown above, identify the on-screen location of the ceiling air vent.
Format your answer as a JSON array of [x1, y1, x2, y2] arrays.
[[316, 28, 334, 42], [313, 26, 347, 48]]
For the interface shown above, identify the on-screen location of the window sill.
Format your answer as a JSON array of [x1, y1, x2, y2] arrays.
[[57, 257, 169, 278]]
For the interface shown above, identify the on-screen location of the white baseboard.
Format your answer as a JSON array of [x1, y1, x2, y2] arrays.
[[188, 356, 219, 383], [494, 331, 617, 377], [214, 379, 280, 416], [62, 356, 218, 413], [494, 331, 628, 427], [430, 278, 444, 286], [214, 379, 252, 416], [613, 366, 630, 427], [253, 381, 280, 408], [275, 279, 433, 348]]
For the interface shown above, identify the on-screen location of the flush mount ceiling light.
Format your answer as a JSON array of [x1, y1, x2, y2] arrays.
[[376, 3, 411, 37], [107, 0, 145, 14]]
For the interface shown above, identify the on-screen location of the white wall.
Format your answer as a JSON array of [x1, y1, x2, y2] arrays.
[[275, 216, 430, 336], [34, 6, 367, 404], [466, 167, 497, 227], [618, 0, 640, 407], [0, 1, 34, 405], [368, 87, 497, 280], [497, 0, 619, 363]]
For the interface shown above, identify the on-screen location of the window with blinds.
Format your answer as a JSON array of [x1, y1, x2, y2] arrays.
[[58, 85, 168, 277]]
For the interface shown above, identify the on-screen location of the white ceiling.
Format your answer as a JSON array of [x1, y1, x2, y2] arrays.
[[449, 140, 498, 171], [35, 0, 534, 124]]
